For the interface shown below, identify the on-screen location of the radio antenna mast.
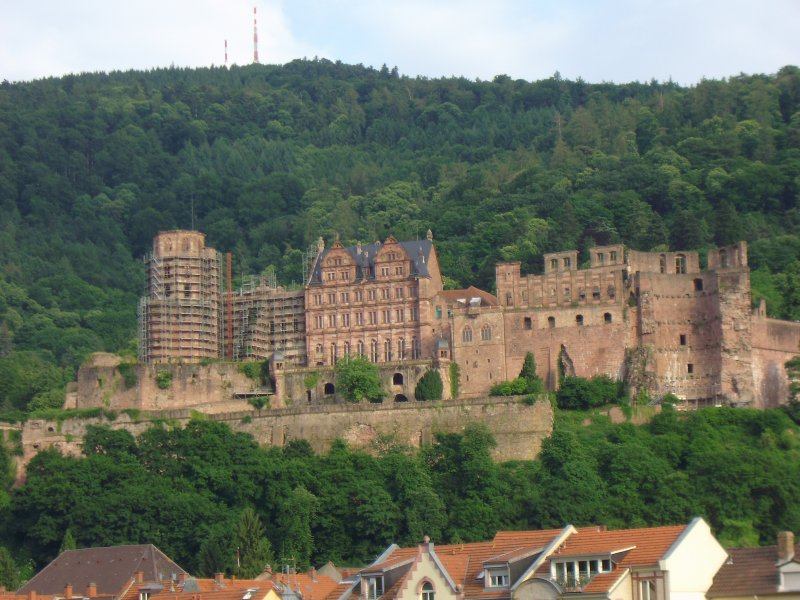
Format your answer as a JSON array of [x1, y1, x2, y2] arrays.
[[253, 7, 259, 63]]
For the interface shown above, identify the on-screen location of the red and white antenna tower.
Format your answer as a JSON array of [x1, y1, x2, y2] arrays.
[[224, 39, 228, 66], [253, 6, 259, 63]]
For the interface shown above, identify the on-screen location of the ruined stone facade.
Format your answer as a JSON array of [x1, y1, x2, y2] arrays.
[[454, 241, 799, 408], [136, 231, 800, 410]]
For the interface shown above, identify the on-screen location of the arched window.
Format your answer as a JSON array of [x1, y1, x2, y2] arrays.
[[330, 344, 337, 364], [384, 340, 392, 362], [576, 314, 584, 326], [675, 254, 686, 274], [393, 373, 404, 385], [548, 316, 556, 329], [344, 341, 351, 355], [659, 254, 666, 273], [357, 340, 365, 356], [324, 383, 335, 395], [421, 583, 434, 600], [481, 325, 492, 341], [604, 312, 612, 324], [397, 338, 405, 360], [462, 327, 473, 342]]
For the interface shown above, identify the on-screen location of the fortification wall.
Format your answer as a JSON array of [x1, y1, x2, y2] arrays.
[[751, 318, 800, 408], [75, 354, 261, 413], [18, 397, 554, 478]]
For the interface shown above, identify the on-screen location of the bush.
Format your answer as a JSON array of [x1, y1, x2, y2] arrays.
[[155, 369, 172, 390], [489, 377, 529, 396], [415, 370, 443, 401], [449, 362, 460, 399], [247, 396, 270, 410], [117, 361, 138, 388], [556, 375, 623, 410], [334, 355, 385, 402]]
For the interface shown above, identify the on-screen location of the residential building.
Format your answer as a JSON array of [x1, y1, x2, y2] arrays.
[[707, 531, 800, 599], [340, 518, 725, 600], [17, 545, 187, 597]]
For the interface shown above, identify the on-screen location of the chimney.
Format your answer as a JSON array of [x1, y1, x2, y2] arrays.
[[214, 573, 224, 585], [64, 584, 73, 599], [262, 564, 272, 580], [86, 583, 97, 598], [135, 572, 144, 583], [778, 531, 795, 562]]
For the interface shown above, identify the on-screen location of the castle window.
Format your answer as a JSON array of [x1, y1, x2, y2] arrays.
[[342, 313, 350, 327], [341, 292, 349, 303], [165, 284, 171, 298], [506, 292, 513, 305], [659, 254, 666, 273], [676, 254, 687, 274], [342, 271, 350, 280], [410, 307, 419, 321], [393, 373, 404, 385], [183, 284, 191, 298], [355, 290, 363, 302], [551, 258, 558, 271], [680, 334, 687, 346], [368, 289, 376, 301], [327, 271, 336, 281], [357, 340, 365, 355], [395, 266, 404, 275], [314, 294, 322, 305], [593, 288, 601, 300], [548, 316, 556, 328], [435, 306, 442, 320], [564, 286, 571, 297], [462, 327, 473, 343], [370, 340, 379, 363], [382, 309, 391, 323], [330, 344, 337, 364], [597, 252, 605, 265], [694, 278, 703, 291], [381, 267, 390, 277], [607, 285, 616, 298], [384, 340, 392, 362], [324, 383, 335, 396], [395, 287, 404, 299], [315, 344, 323, 355], [524, 317, 532, 330], [421, 582, 435, 600], [579, 289, 586, 301], [381, 288, 389, 300], [604, 312, 612, 323], [412, 337, 421, 359], [610, 250, 618, 261], [397, 338, 405, 359], [687, 363, 694, 374], [576, 314, 584, 326], [720, 249, 728, 268], [328, 293, 336, 304], [481, 325, 492, 341], [344, 341, 351, 355], [563, 257, 571, 268], [395, 309, 404, 322]]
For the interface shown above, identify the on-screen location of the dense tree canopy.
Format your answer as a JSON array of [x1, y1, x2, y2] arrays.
[[0, 407, 797, 577]]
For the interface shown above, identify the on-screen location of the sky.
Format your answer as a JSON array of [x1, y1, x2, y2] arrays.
[[1, 0, 798, 86]]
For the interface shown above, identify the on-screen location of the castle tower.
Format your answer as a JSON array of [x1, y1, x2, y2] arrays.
[[138, 231, 221, 363]]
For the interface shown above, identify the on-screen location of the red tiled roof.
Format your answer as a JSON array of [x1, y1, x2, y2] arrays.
[[707, 544, 800, 597], [270, 572, 339, 600]]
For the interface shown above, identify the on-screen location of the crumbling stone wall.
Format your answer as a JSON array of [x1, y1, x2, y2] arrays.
[[751, 318, 800, 408]]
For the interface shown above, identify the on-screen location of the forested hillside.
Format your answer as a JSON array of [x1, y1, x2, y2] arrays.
[[1, 60, 800, 413], [0, 407, 798, 583]]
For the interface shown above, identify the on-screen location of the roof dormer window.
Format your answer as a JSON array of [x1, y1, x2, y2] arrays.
[[486, 568, 509, 588], [366, 576, 384, 600]]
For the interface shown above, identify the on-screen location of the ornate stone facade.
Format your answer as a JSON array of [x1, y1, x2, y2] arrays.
[[304, 233, 443, 367]]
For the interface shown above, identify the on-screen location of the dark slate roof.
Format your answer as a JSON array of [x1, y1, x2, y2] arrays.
[[18, 545, 188, 596], [309, 239, 434, 285], [707, 544, 800, 596]]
